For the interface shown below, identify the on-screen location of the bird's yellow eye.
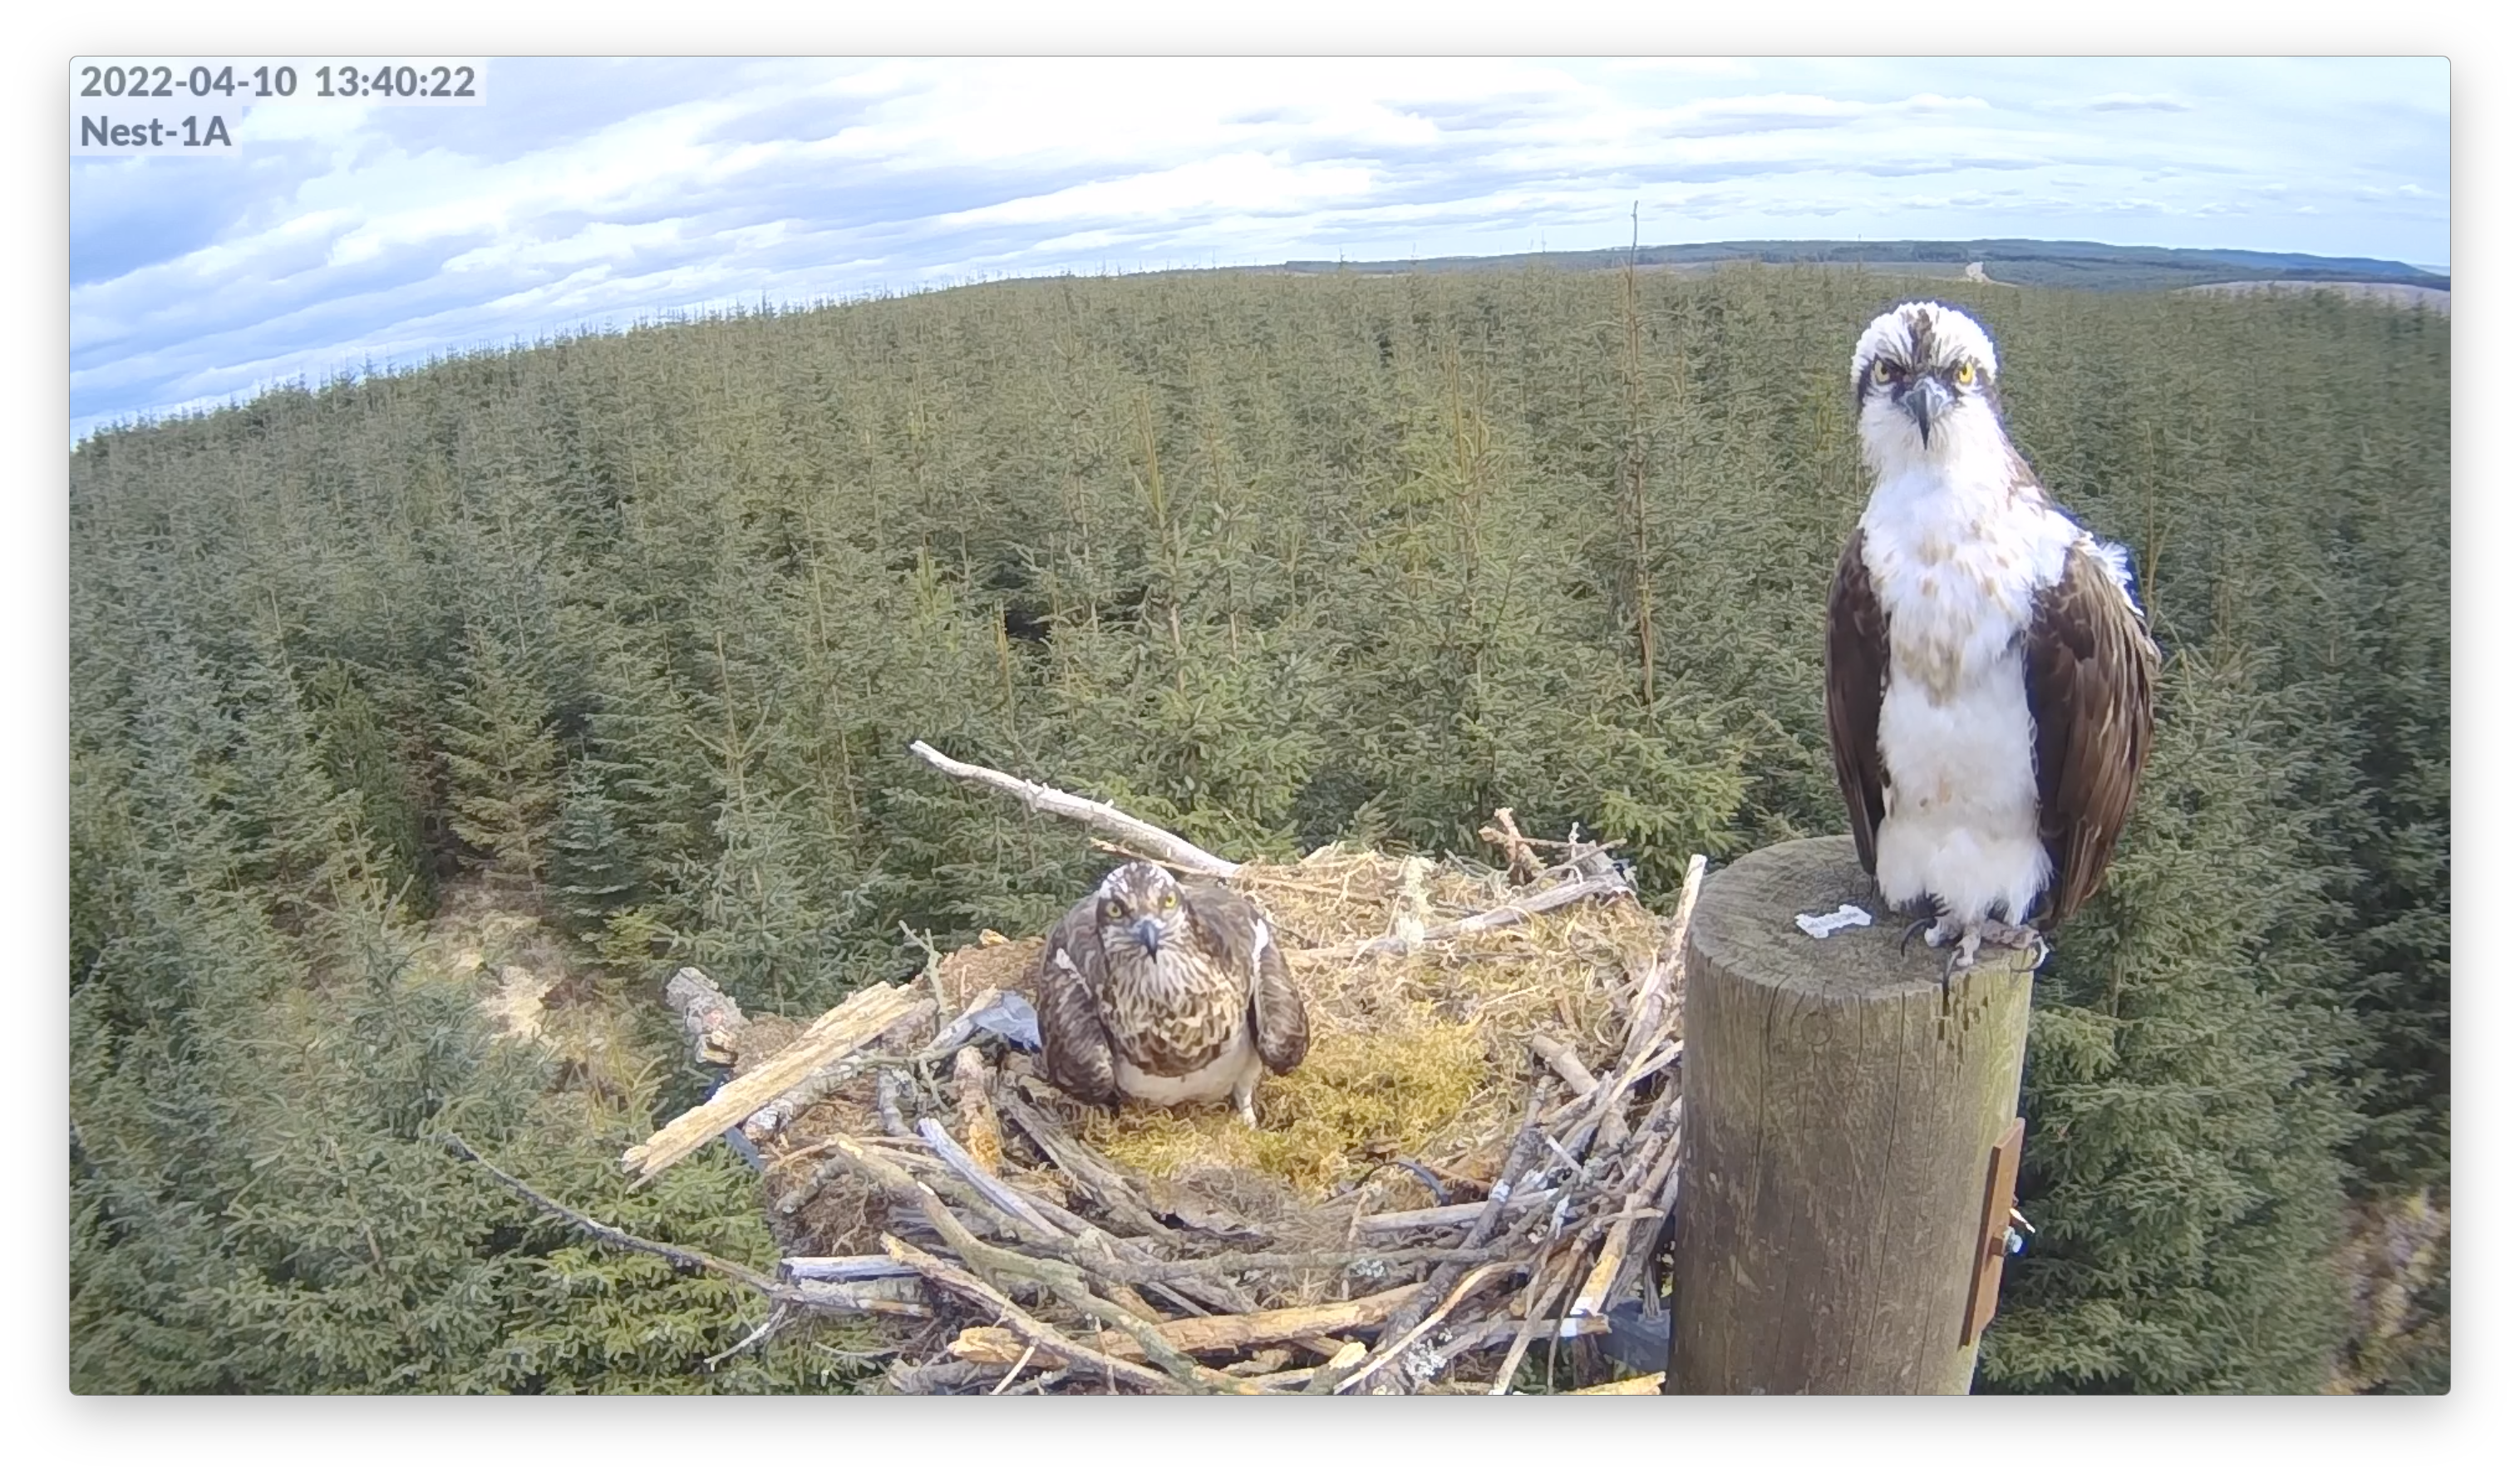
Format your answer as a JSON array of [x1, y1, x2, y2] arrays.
[[1159, 891, 1178, 910], [1870, 361, 1893, 387], [1103, 899, 1123, 919], [1956, 362, 1976, 387]]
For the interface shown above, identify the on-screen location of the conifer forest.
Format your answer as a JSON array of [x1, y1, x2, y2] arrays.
[[67, 263, 2449, 1393]]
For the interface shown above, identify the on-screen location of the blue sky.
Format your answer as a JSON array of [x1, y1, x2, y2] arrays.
[[67, 56, 2449, 441]]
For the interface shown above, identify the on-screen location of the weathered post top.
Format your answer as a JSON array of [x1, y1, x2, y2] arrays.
[[1668, 835, 2036, 1395]]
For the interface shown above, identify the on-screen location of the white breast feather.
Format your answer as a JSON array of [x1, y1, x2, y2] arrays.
[[1858, 403, 2080, 927], [1116, 1021, 1261, 1106]]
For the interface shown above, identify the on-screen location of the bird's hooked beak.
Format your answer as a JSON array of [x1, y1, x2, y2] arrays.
[[1131, 918, 1163, 956], [1898, 375, 1955, 445]]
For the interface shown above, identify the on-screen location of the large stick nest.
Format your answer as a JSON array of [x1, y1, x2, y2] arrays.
[[632, 764, 1696, 1395]]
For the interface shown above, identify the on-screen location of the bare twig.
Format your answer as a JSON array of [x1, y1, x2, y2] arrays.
[[622, 982, 929, 1184], [1528, 1032, 1601, 1096], [745, 1056, 879, 1141], [813, 1134, 1247, 1392], [997, 1085, 1172, 1239], [883, 1236, 1185, 1394], [706, 1304, 789, 1369], [444, 1133, 780, 1297], [901, 921, 952, 1020], [1334, 1261, 1518, 1394], [1479, 807, 1545, 883], [888, 1357, 996, 1395], [949, 1283, 1423, 1367], [1568, 1194, 1644, 1320], [1302, 1341, 1369, 1395], [908, 739, 1242, 878], [1351, 1085, 1550, 1393], [874, 1068, 914, 1139], [1487, 1244, 1587, 1394], [1617, 852, 1705, 1072], [1351, 1193, 1550, 1235], [1292, 874, 1632, 963], [919, 1116, 1063, 1238], [791, 1281, 929, 1317], [663, 967, 748, 1068], [782, 1254, 916, 1282], [1568, 1372, 1666, 1395], [990, 1343, 1039, 1394], [896, 1230, 1262, 1395]]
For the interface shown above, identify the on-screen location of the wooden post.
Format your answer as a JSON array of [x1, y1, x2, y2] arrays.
[[1667, 835, 2036, 1394]]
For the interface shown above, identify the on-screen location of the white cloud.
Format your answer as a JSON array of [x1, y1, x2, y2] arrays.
[[943, 153, 1377, 226], [68, 56, 2449, 439], [2083, 92, 2198, 112]]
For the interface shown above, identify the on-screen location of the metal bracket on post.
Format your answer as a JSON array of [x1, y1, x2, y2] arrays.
[[1962, 1116, 2026, 1347]]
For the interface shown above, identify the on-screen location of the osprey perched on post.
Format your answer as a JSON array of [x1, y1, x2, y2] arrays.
[[1035, 862, 1309, 1126], [1826, 302, 2158, 970]]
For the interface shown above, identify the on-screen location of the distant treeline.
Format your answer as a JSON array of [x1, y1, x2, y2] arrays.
[[69, 262, 2447, 1392], [1280, 239, 2450, 293]]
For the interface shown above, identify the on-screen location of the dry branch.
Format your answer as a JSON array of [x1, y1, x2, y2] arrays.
[[623, 982, 929, 1184], [1480, 807, 1545, 883], [883, 1236, 1188, 1394], [1617, 852, 1705, 1072], [782, 1254, 915, 1282], [746, 1057, 875, 1141], [1486, 1244, 1588, 1394], [948, 1283, 1423, 1367], [1528, 1032, 1600, 1096], [1302, 1342, 1371, 1394], [908, 739, 1242, 878], [1336, 1261, 1518, 1393], [1350, 1086, 1550, 1394], [783, 1282, 933, 1317], [919, 1116, 1062, 1238], [997, 1085, 1172, 1239], [1352, 1194, 1550, 1236], [874, 1067, 914, 1139], [1292, 874, 1632, 963], [663, 967, 748, 1067], [445, 1133, 780, 1297]]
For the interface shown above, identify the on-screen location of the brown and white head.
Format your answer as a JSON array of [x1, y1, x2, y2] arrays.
[[1848, 301, 2007, 475], [1091, 860, 1192, 964]]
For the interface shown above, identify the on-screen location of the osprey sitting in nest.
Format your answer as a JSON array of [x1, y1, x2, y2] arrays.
[[1036, 861, 1309, 1127]]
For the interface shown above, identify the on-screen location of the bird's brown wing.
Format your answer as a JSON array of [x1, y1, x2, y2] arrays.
[[1824, 528, 1891, 875], [1249, 927, 1309, 1074], [1184, 882, 1308, 1074], [2025, 542, 2161, 926], [1035, 899, 1118, 1104]]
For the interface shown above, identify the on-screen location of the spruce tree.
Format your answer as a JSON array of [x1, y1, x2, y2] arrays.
[[1978, 647, 2353, 1393], [548, 766, 642, 943], [441, 625, 563, 897]]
